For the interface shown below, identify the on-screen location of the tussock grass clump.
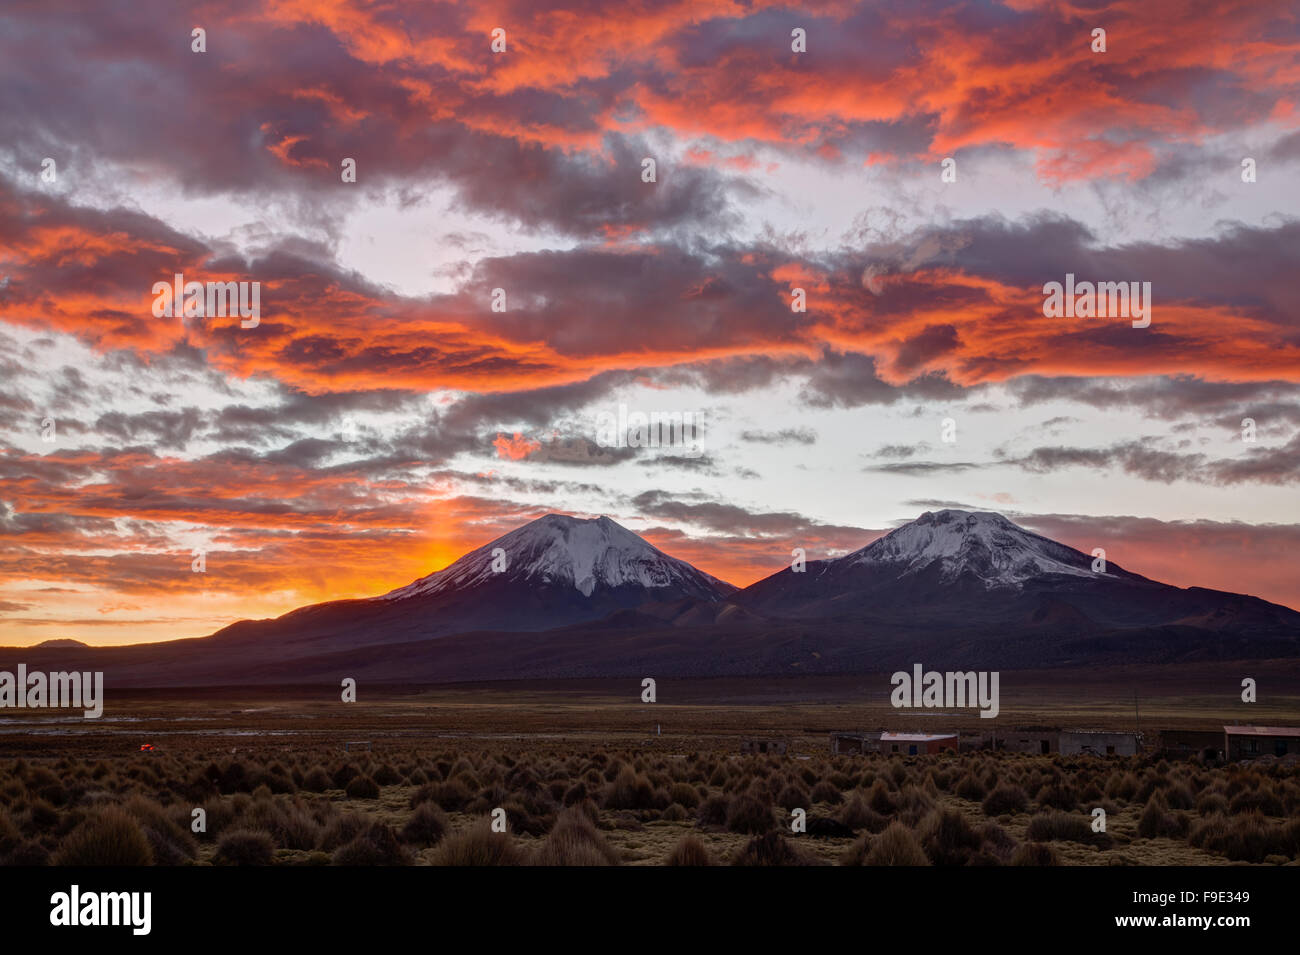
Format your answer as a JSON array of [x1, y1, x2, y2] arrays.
[[415, 779, 474, 812], [868, 780, 897, 815], [810, 780, 842, 805], [731, 832, 822, 866], [319, 812, 369, 852], [955, 773, 986, 802], [332, 823, 411, 866], [533, 808, 621, 866], [400, 802, 449, 847], [838, 791, 888, 833], [696, 794, 730, 828], [725, 794, 775, 835], [919, 809, 982, 865], [431, 821, 523, 866], [1137, 793, 1189, 839], [666, 833, 713, 866], [344, 775, 381, 800], [982, 784, 1029, 817], [668, 782, 700, 809], [215, 828, 275, 866], [978, 821, 1019, 863], [1189, 813, 1295, 863], [53, 808, 153, 866], [300, 768, 334, 793], [1011, 841, 1061, 865], [1228, 787, 1284, 817], [123, 796, 198, 864], [843, 822, 930, 866], [1035, 782, 1078, 812], [0, 810, 21, 854], [1026, 811, 1099, 845]]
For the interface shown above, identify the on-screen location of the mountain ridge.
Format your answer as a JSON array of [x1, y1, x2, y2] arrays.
[[1, 508, 1297, 685]]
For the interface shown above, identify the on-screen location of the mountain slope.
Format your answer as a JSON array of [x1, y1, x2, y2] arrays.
[[204, 514, 735, 654], [2, 508, 1296, 686], [735, 509, 1300, 637]]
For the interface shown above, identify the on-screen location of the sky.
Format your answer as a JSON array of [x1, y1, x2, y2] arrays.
[[0, 0, 1298, 646]]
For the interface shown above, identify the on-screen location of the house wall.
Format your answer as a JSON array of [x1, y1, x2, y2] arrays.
[[830, 734, 875, 755], [998, 732, 1059, 754], [1226, 734, 1299, 760], [1158, 731, 1222, 759], [1058, 732, 1136, 756], [881, 737, 957, 755], [740, 739, 788, 754]]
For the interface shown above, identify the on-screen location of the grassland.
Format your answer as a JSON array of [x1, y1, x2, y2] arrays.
[[0, 670, 1297, 866]]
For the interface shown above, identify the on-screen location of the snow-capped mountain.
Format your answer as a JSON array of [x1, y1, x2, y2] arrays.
[[6, 508, 1297, 685], [200, 514, 736, 655], [381, 514, 732, 601], [844, 509, 1106, 586], [734, 509, 1297, 645]]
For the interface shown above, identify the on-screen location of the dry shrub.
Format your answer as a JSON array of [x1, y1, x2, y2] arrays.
[[731, 832, 823, 866], [1189, 813, 1296, 863], [1026, 811, 1099, 845], [696, 794, 730, 828], [2, 839, 50, 866], [867, 780, 897, 815], [0, 811, 20, 854], [810, 780, 842, 805], [978, 821, 1018, 862], [53, 808, 153, 866], [431, 821, 523, 866], [414, 779, 473, 812], [849, 822, 930, 866], [331, 823, 411, 866], [1011, 842, 1061, 865], [1228, 787, 1284, 817], [838, 791, 889, 833], [319, 812, 370, 851], [725, 794, 775, 834], [982, 784, 1029, 817], [1106, 771, 1139, 802], [955, 773, 986, 802], [1196, 792, 1229, 816], [1137, 792, 1188, 839], [400, 802, 449, 847], [1035, 782, 1078, 811], [344, 775, 380, 800], [666, 834, 713, 866], [300, 768, 333, 793], [919, 809, 982, 865], [124, 795, 198, 864], [667, 781, 700, 809], [215, 828, 275, 866], [533, 807, 621, 866]]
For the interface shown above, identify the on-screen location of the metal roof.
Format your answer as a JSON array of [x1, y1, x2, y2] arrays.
[[1223, 725, 1300, 737], [880, 732, 958, 742]]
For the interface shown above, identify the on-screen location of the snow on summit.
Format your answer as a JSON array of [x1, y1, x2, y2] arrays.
[[848, 509, 1101, 586], [379, 514, 734, 600]]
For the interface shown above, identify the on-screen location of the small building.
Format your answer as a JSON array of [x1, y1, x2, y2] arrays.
[[829, 732, 878, 755], [1224, 725, 1300, 761], [1058, 731, 1137, 757], [879, 732, 957, 755], [1157, 730, 1223, 761], [999, 730, 1059, 755], [740, 737, 788, 755]]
